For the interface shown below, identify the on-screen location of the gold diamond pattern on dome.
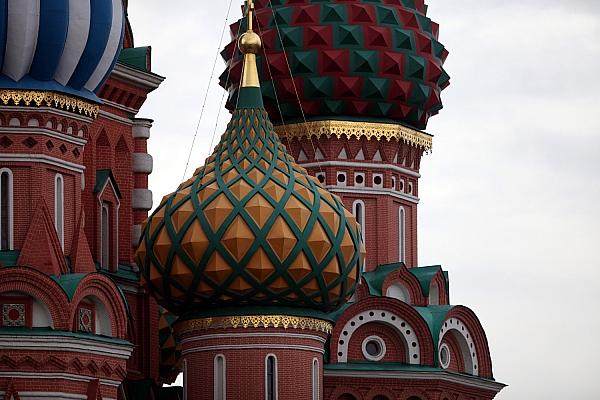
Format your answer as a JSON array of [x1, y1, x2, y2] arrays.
[[137, 105, 362, 314]]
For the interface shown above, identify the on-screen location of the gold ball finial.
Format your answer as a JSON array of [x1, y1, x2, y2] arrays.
[[238, 31, 262, 55]]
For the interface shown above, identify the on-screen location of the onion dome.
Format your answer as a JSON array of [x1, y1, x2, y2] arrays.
[[137, 5, 363, 316], [0, 0, 124, 109], [220, 0, 449, 130]]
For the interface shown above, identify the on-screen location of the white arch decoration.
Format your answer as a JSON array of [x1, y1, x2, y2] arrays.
[[438, 318, 479, 376], [336, 309, 421, 364]]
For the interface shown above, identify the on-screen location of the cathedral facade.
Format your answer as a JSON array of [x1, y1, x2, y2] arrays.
[[0, 1, 505, 399]]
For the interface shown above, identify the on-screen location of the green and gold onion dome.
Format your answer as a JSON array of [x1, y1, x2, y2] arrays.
[[136, 10, 364, 316]]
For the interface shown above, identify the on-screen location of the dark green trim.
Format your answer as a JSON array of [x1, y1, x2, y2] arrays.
[[118, 47, 151, 72], [94, 169, 122, 199], [237, 87, 264, 109], [0, 250, 20, 267], [178, 306, 334, 323]]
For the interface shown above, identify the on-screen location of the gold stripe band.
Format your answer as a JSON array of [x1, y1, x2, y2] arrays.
[[177, 315, 333, 335], [0, 89, 99, 119]]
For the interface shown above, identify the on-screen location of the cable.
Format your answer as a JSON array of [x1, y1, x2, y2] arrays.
[[181, 0, 234, 182]]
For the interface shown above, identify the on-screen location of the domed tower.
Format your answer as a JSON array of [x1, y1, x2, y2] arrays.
[[221, 0, 450, 269], [0, 1, 166, 398], [137, 2, 363, 398]]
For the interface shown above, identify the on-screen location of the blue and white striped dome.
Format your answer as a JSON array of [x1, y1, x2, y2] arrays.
[[0, 0, 124, 102]]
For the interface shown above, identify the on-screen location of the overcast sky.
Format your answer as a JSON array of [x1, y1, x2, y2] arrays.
[[127, 1, 600, 398]]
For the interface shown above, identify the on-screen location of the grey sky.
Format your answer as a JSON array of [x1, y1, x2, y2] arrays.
[[128, 1, 600, 398]]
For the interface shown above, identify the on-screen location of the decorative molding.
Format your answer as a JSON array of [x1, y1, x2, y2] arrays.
[[0, 154, 85, 173], [0, 90, 99, 118], [0, 106, 93, 123], [177, 315, 333, 335], [300, 161, 421, 179], [112, 63, 165, 91], [0, 127, 87, 146], [275, 120, 433, 151], [0, 371, 122, 387], [132, 188, 153, 210], [327, 186, 420, 205], [132, 153, 153, 174], [180, 332, 327, 345], [323, 370, 506, 393], [182, 343, 324, 356], [0, 335, 133, 359]]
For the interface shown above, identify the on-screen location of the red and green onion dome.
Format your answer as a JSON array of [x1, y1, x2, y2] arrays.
[[220, 0, 450, 130], [136, 82, 363, 316]]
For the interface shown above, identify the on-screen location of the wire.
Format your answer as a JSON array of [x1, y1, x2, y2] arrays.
[[181, 0, 235, 182], [266, 0, 325, 177]]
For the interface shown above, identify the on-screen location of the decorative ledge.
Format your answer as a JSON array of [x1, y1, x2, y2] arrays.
[[275, 120, 433, 151]]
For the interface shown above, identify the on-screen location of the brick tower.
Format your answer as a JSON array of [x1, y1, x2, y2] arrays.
[[0, 1, 166, 398]]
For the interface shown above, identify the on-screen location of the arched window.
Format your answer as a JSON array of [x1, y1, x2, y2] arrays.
[[0, 169, 13, 250], [101, 203, 110, 269], [312, 358, 319, 400], [399, 207, 406, 263], [54, 174, 64, 250], [214, 354, 226, 400], [429, 283, 440, 306], [265, 354, 277, 400], [352, 200, 366, 270]]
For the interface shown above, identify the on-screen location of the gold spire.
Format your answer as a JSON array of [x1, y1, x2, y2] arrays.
[[239, 0, 261, 88]]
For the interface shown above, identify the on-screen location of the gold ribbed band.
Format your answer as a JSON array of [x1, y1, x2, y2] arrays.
[[0, 89, 99, 118], [177, 315, 333, 335], [275, 120, 433, 151]]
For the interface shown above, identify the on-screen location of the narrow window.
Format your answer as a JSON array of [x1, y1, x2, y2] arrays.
[[214, 355, 226, 400], [55, 174, 64, 250], [312, 358, 319, 400], [399, 207, 406, 263], [266, 354, 277, 400], [183, 359, 188, 400], [0, 169, 13, 250], [101, 203, 110, 269], [352, 200, 366, 270]]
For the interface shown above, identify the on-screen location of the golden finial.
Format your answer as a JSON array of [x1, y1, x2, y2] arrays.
[[239, 0, 261, 88]]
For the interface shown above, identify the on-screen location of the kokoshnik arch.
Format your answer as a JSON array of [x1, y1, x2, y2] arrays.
[[0, 0, 505, 399]]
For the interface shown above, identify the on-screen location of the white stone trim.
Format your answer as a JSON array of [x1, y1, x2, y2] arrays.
[[362, 335, 387, 362], [265, 353, 278, 400], [438, 318, 479, 376], [132, 188, 153, 210], [0, 335, 133, 358], [0, 106, 93, 124], [439, 343, 451, 369], [180, 332, 327, 345], [132, 118, 153, 139], [337, 309, 420, 364], [132, 224, 142, 247], [300, 160, 420, 178], [182, 344, 324, 355], [327, 186, 419, 204], [132, 153, 153, 174], [399, 206, 406, 263], [0, 127, 87, 146], [214, 354, 226, 400], [323, 370, 506, 393], [112, 63, 165, 91], [0, 371, 122, 387], [98, 109, 134, 125], [0, 154, 85, 173], [101, 99, 138, 115]]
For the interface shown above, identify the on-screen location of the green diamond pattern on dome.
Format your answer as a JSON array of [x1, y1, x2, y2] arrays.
[[292, 51, 317, 74], [306, 77, 334, 99], [138, 90, 362, 315], [322, 4, 347, 23], [279, 26, 304, 49], [352, 50, 378, 74], [394, 29, 415, 50], [337, 25, 363, 47], [377, 6, 400, 26], [362, 77, 389, 99]]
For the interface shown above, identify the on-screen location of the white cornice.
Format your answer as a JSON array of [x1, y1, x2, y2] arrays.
[[323, 369, 506, 393], [300, 160, 421, 178], [182, 343, 324, 355], [0, 127, 87, 146], [325, 186, 420, 204], [0, 106, 94, 123], [0, 335, 133, 359], [0, 154, 85, 173], [112, 63, 165, 92], [180, 332, 327, 345]]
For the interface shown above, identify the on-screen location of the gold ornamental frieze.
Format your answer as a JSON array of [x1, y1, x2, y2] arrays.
[[0, 89, 99, 118], [178, 315, 333, 334], [275, 120, 433, 151]]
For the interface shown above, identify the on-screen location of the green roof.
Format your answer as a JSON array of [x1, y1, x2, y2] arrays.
[[94, 169, 122, 199], [408, 265, 444, 296], [118, 47, 151, 72], [101, 263, 140, 283], [362, 263, 404, 296], [51, 273, 88, 300], [0, 250, 20, 267]]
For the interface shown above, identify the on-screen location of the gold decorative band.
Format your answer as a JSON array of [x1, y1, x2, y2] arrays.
[[177, 315, 333, 335], [0, 89, 99, 118], [275, 120, 433, 151]]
